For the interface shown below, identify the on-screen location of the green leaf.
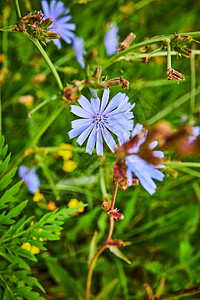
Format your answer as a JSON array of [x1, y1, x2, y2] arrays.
[[88, 231, 98, 265], [0, 153, 11, 175], [109, 246, 131, 264], [0, 144, 8, 161], [0, 181, 22, 210], [0, 167, 17, 190], [45, 259, 83, 297], [95, 279, 118, 300], [0, 200, 28, 225], [14, 287, 44, 300]]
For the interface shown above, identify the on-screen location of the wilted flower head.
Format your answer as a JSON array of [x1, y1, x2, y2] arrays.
[[18, 165, 40, 194], [41, 0, 75, 49], [115, 124, 165, 194], [13, 10, 60, 45], [72, 36, 86, 68], [104, 22, 119, 56], [68, 89, 135, 156]]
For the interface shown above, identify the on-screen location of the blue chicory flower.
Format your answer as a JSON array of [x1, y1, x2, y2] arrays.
[[41, 0, 75, 49], [125, 124, 165, 195], [104, 22, 119, 56], [72, 36, 86, 68], [18, 166, 40, 195], [68, 89, 135, 156]]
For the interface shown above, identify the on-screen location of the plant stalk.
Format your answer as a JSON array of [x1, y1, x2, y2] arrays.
[[85, 183, 118, 300], [14, 0, 22, 20]]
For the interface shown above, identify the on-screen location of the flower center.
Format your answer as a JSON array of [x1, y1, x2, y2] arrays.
[[92, 112, 109, 130]]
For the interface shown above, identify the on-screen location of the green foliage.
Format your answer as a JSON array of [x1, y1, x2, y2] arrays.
[[0, 133, 86, 299], [1, 0, 200, 299]]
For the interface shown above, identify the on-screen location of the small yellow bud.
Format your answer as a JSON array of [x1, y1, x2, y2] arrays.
[[68, 198, 85, 216], [57, 143, 73, 160], [33, 190, 43, 202], [62, 160, 77, 172], [30, 246, 40, 255], [21, 242, 31, 251], [48, 200, 57, 211]]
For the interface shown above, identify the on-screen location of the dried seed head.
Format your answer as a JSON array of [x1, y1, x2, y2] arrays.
[[166, 68, 185, 83]]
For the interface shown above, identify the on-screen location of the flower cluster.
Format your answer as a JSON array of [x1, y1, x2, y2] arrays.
[[14, 10, 60, 45], [57, 143, 78, 172], [68, 89, 135, 156], [68, 198, 85, 216]]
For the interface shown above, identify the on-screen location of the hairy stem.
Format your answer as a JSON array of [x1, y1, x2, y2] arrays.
[[85, 183, 118, 300]]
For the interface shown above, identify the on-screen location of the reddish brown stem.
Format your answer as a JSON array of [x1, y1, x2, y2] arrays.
[[85, 183, 118, 300]]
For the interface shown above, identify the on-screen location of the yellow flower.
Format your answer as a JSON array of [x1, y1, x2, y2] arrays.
[[21, 242, 31, 251], [57, 143, 73, 160], [21, 242, 41, 255], [30, 246, 40, 255], [19, 95, 34, 108], [62, 160, 77, 172], [48, 200, 57, 211], [33, 190, 43, 202], [68, 198, 85, 216]]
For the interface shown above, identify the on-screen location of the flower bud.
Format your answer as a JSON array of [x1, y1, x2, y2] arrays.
[[108, 209, 124, 220], [41, 17, 53, 28], [107, 239, 125, 247], [119, 33, 136, 51], [113, 163, 128, 190], [106, 76, 129, 89]]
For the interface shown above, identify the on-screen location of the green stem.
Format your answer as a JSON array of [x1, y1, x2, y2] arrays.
[[28, 96, 57, 117], [37, 146, 86, 153], [0, 273, 15, 299], [180, 167, 200, 179], [164, 161, 200, 168], [166, 39, 172, 69], [193, 182, 200, 202], [102, 31, 200, 70], [36, 154, 60, 201], [0, 87, 2, 133], [24, 33, 63, 91], [14, 0, 22, 19], [189, 53, 196, 123], [119, 49, 200, 62], [146, 84, 200, 124]]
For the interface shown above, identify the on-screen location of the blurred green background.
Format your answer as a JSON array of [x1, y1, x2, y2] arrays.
[[1, 0, 200, 299]]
